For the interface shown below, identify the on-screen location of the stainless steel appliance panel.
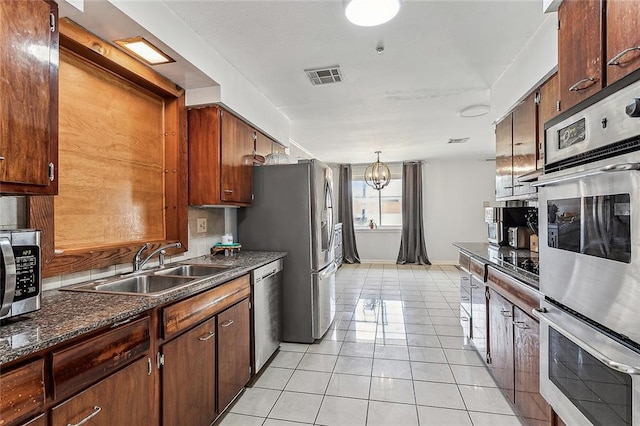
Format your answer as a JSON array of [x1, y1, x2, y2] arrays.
[[538, 150, 640, 345], [252, 259, 283, 374], [0, 229, 41, 320], [312, 261, 337, 339], [305, 159, 334, 271], [535, 300, 640, 426], [545, 76, 640, 167]]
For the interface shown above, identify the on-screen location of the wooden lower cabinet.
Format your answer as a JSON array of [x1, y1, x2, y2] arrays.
[[217, 298, 251, 412], [162, 318, 216, 426], [0, 359, 45, 426], [51, 356, 151, 426], [20, 414, 46, 426], [470, 276, 488, 360], [514, 307, 552, 426], [488, 289, 515, 403]]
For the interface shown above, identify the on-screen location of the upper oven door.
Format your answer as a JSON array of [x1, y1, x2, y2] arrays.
[[535, 300, 640, 426], [536, 150, 640, 345]]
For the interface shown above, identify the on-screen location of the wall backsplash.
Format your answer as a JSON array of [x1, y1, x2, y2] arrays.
[[0, 196, 234, 291]]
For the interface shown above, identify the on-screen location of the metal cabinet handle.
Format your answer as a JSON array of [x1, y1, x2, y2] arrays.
[[607, 46, 640, 66], [569, 77, 598, 92], [461, 276, 469, 281], [67, 406, 101, 426], [220, 319, 234, 327], [198, 331, 215, 341], [512, 321, 529, 329], [470, 283, 479, 289], [460, 317, 469, 322], [461, 296, 470, 301], [0, 156, 4, 160], [223, 189, 233, 193], [500, 309, 512, 318]]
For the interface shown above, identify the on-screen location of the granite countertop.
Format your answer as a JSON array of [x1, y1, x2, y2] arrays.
[[0, 251, 286, 365], [453, 242, 539, 289]]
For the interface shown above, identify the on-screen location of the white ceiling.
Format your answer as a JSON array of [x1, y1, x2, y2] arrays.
[[59, 0, 549, 164]]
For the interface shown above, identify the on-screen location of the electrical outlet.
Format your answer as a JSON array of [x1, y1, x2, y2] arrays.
[[196, 218, 207, 234]]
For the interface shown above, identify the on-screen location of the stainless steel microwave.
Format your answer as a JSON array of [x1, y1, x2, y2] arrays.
[[0, 229, 41, 320]]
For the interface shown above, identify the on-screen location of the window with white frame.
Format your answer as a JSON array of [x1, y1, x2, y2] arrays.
[[351, 163, 402, 228]]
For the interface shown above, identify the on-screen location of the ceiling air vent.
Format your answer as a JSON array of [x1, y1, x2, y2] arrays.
[[447, 137, 470, 144], [305, 66, 343, 86]]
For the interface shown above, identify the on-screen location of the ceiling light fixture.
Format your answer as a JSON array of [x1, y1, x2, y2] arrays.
[[345, 0, 401, 27], [114, 36, 175, 65], [459, 104, 490, 118], [364, 151, 391, 191]]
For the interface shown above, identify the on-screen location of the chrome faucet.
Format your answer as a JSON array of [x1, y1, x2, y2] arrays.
[[133, 242, 182, 272]]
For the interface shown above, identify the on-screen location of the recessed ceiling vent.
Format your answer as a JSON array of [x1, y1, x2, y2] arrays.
[[305, 66, 343, 85], [448, 137, 470, 144]]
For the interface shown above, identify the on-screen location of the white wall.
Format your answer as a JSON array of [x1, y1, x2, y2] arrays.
[[423, 160, 496, 264]]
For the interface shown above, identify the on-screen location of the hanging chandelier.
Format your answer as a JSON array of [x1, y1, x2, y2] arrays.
[[364, 151, 391, 190]]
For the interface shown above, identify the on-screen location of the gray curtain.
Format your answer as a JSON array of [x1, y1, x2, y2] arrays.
[[397, 161, 431, 265], [337, 164, 360, 263]]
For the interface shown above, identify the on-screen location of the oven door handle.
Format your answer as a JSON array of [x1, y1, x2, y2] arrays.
[[0, 238, 17, 317], [533, 307, 640, 375], [532, 162, 640, 187]]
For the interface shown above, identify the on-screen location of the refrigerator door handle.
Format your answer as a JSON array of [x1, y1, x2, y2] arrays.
[[319, 261, 338, 280]]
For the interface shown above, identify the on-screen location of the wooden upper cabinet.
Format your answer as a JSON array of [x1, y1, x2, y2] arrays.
[[188, 106, 253, 206], [606, 0, 640, 85], [220, 110, 254, 204], [495, 115, 513, 199], [272, 142, 286, 154], [537, 74, 559, 170], [255, 131, 273, 158], [558, 0, 604, 112], [512, 93, 537, 197], [0, 0, 58, 195]]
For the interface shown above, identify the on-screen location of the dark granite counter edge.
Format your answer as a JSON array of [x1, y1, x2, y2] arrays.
[[0, 251, 286, 365], [452, 242, 539, 289]]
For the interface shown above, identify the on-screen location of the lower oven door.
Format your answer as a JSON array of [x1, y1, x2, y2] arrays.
[[534, 300, 640, 426]]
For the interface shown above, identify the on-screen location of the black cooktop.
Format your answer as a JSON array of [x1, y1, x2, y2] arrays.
[[501, 256, 539, 275]]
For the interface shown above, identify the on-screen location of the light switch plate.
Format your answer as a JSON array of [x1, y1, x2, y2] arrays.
[[196, 218, 207, 234]]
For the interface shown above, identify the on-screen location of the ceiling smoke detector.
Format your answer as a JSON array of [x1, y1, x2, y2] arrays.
[[305, 66, 343, 86], [447, 137, 470, 144]]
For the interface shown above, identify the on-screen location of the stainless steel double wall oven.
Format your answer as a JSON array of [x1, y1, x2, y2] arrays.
[[534, 74, 640, 426]]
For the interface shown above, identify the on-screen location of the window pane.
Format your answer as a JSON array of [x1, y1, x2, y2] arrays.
[[352, 178, 402, 227]]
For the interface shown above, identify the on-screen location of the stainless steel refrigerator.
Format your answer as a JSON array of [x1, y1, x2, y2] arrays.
[[238, 159, 337, 343]]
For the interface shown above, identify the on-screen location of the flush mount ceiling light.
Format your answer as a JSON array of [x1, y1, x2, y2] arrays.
[[114, 36, 175, 65], [345, 0, 401, 27], [459, 104, 490, 118], [364, 151, 391, 190]]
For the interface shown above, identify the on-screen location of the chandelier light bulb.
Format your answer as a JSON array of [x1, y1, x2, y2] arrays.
[[345, 0, 401, 27]]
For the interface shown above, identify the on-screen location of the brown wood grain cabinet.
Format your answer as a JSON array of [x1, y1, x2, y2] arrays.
[[512, 93, 537, 197], [557, 0, 604, 112], [161, 318, 217, 426], [272, 142, 286, 154], [0, 0, 58, 195], [0, 359, 45, 426], [188, 105, 254, 206], [255, 131, 275, 158], [606, 0, 640, 84], [495, 115, 513, 199], [51, 357, 152, 426], [20, 414, 46, 426], [488, 288, 515, 403], [217, 298, 251, 412], [537, 74, 560, 169]]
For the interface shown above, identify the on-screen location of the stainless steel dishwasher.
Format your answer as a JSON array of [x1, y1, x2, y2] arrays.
[[251, 259, 283, 374]]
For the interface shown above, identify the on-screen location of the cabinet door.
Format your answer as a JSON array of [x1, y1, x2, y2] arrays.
[[220, 110, 254, 204], [606, 0, 640, 85], [470, 277, 487, 360], [255, 131, 273, 158], [51, 357, 151, 426], [512, 93, 537, 197], [272, 142, 286, 154], [187, 106, 222, 206], [537, 74, 559, 170], [513, 307, 552, 426], [488, 289, 514, 402], [0, 359, 45, 425], [495, 115, 513, 199], [558, 0, 604, 112], [0, 0, 58, 194], [162, 318, 216, 426], [217, 298, 251, 412]]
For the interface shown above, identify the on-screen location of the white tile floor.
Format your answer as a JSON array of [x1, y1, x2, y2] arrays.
[[219, 264, 523, 426]]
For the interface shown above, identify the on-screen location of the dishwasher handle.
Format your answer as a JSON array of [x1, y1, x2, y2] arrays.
[[254, 260, 283, 283]]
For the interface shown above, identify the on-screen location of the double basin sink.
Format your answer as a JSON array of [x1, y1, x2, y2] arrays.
[[62, 264, 231, 297]]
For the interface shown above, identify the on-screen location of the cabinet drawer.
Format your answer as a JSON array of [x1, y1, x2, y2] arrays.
[[163, 275, 250, 339], [0, 358, 45, 425], [52, 317, 150, 400], [470, 257, 486, 281], [458, 251, 471, 273], [486, 266, 543, 315]]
